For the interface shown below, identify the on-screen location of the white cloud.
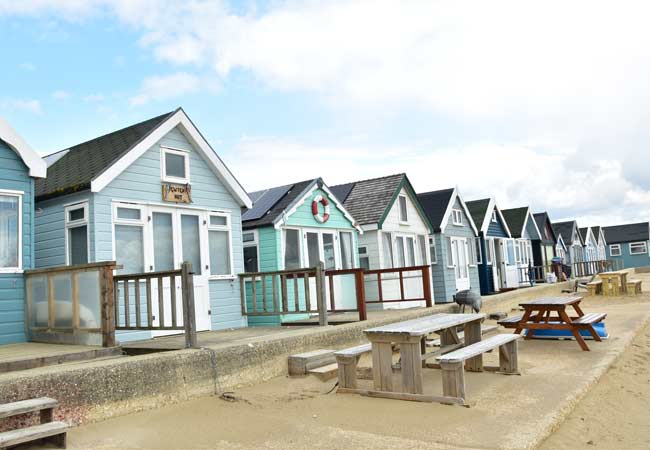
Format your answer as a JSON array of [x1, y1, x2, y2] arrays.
[[83, 93, 105, 102], [2, 99, 43, 114], [18, 62, 36, 71], [129, 72, 204, 106], [51, 90, 71, 100]]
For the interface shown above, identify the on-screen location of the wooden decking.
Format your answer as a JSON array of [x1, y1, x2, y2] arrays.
[[0, 343, 122, 374]]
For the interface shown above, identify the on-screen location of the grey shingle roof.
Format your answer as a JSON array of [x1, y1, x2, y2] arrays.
[[533, 212, 556, 244], [592, 226, 602, 242], [603, 222, 649, 244], [579, 227, 589, 243], [417, 188, 455, 232], [552, 221, 577, 244], [466, 198, 490, 231], [241, 179, 317, 229], [36, 110, 176, 201], [501, 207, 529, 238], [330, 174, 404, 226]]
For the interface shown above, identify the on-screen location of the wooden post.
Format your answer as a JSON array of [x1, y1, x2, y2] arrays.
[[181, 261, 198, 349], [100, 265, 116, 348], [422, 265, 432, 308], [239, 275, 246, 316], [315, 262, 328, 326], [355, 269, 367, 321]]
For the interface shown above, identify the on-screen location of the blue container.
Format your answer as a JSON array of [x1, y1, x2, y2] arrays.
[[525, 322, 608, 340]]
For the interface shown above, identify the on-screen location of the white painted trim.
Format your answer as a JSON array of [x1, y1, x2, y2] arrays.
[[0, 190, 22, 271], [439, 187, 479, 235], [90, 109, 252, 208], [397, 194, 409, 224], [609, 243, 621, 256], [160, 146, 191, 184], [0, 189, 24, 196], [242, 229, 260, 272], [0, 117, 46, 178], [629, 241, 648, 255], [207, 211, 235, 279], [64, 201, 90, 265]]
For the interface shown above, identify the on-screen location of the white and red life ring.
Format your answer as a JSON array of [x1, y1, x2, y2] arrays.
[[311, 195, 330, 223]]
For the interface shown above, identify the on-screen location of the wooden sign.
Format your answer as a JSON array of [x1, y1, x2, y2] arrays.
[[162, 183, 192, 203]]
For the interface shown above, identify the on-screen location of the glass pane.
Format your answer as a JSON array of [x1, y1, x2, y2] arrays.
[[115, 225, 144, 274], [165, 152, 186, 179], [306, 232, 320, 268], [406, 237, 415, 266], [0, 195, 18, 268], [68, 225, 88, 265], [181, 215, 202, 275], [244, 245, 258, 272], [323, 234, 336, 270], [507, 240, 515, 265], [77, 271, 101, 328], [152, 212, 174, 271], [53, 274, 73, 328], [399, 196, 408, 221], [117, 207, 141, 220], [284, 229, 301, 269], [29, 276, 48, 327], [418, 235, 427, 265], [382, 232, 393, 268], [243, 232, 255, 243], [395, 237, 405, 268], [209, 230, 230, 275], [360, 257, 370, 270], [210, 215, 227, 226], [339, 232, 353, 269], [68, 207, 85, 222]]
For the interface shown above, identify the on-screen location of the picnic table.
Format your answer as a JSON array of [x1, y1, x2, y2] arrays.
[[598, 271, 628, 296], [363, 313, 484, 401], [499, 296, 606, 351]]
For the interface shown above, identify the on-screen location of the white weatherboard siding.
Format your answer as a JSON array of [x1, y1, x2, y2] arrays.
[[92, 126, 245, 340]]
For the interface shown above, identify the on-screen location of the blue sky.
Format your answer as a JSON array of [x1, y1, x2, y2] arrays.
[[1, 1, 649, 227]]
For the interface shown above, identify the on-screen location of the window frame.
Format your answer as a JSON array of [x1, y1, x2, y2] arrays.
[[397, 195, 409, 224], [242, 229, 259, 273], [111, 202, 146, 275], [428, 237, 437, 264], [609, 244, 622, 257], [473, 237, 483, 265], [65, 201, 90, 266], [160, 146, 191, 184], [338, 230, 355, 269], [207, 211, 234, 279], [0, 189, 23, 273], [381, 231, 394, 269], [358, 246, 370, 270], [282, 227, 303, 270], [629, 241, 648, 255], [491, 211, 497, 223], [451, 209, 463, 226]]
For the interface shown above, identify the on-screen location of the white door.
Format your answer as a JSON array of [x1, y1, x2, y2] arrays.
[[451, 237, 470, 291], [495, 238, 507, 289], [488, 238, 501, 290]]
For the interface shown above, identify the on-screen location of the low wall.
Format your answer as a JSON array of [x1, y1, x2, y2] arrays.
[[0, 280, 571, 427]]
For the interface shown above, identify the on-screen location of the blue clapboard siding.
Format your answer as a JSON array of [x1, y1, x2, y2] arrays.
[[0, 139, 34, 344], [93, 126, 246, 340], [476, 205, 509, 295], [606, 241, 650, 269]]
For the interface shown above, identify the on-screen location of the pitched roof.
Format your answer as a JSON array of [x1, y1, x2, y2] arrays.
[[603, 222, 650, 244], [417, 188, 455, 232], [242, 179, 316, 229], [36, 110, 176, 200], [552, 221, 577, 243], [330, 173, 411, 226], [465, 198, 490, 231], [579, 227, 589, 243], [592, 226, 603, 243], [533, 212, 556, 244], [0, 117, 46, 178], [501, 207, 529, 238]]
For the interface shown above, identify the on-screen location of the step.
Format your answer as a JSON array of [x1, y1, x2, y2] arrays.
[[0, 397, 58, 420], [426, 325, 498, 347], [307, 363, 339, 381], [0, 421, 67, 448], [0, 346, 123, 374], [288, 349, 335, 376]]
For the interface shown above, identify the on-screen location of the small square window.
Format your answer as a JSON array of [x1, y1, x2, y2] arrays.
[[243, 232, 256, 243], [162, 148, 190, 182], [452, 209, 463, 225], [398, 196, 408, 222], [68, 207, 85, 222], [210, 215, 228, 227], [629, 242, 647, 255], [116, 207, 141, 221], [610, 244, 621, 256], [491, 211, 497, 223]]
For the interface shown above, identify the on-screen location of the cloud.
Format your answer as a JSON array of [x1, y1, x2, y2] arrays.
[[18, 62, 36, 71], [2, 99, 43, 114], [83, 93, 105, 102], [51, 90, 71, 100], [129, 72, 204, 106]]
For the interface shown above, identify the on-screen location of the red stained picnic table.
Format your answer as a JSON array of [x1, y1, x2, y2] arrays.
[[498, 296, 606, 351]]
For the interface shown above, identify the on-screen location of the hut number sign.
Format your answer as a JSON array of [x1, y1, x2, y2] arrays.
[[162, 182, 192, 203]]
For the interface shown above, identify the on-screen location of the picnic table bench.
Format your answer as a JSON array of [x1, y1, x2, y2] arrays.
[[498, 296, 606, 351], [598, 271, 628, 296]]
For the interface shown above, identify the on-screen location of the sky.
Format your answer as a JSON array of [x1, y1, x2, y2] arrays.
[[1, 0, 649, 227]]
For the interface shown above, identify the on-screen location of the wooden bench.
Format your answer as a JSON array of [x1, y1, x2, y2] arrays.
[[334, 343, 372, 390], [626, 279, 642, 295], [0, 397, 67, 449], [436, 334, 522, 403], [587, 280, 603, 296]]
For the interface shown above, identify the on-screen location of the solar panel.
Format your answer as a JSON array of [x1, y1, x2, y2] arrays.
[[242, 183, 293, 221]]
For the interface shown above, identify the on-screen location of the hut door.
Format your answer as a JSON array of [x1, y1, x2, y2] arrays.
[[450, 237, 470, 291]]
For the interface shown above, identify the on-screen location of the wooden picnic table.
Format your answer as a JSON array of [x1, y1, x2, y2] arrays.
[[501, 296, 605, 351], [363, 313, 484, 401], [598, 271, 628, 296]]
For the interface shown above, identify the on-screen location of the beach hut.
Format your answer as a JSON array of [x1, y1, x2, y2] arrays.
[[591, 226, 607, 260], [0, 119, 47, 345], [532, 212, 557, 275], [579, 227, 599, 263], [603, 222, 650, 269], [331, 173, 434, 308], [501, 207, 542, 286], [466, 198, 516, 294], [551, 221, 585, 275], [417, 188, 480, 304], [241, 177, 362, 324], [34, 108, 252, 341]]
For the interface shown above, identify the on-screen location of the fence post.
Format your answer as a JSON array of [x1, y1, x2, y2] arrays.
[[100, 264, 116, 348], [422, 265, 433, 308], [355, 269, 367, 321], [181, 261, 198, 349], [315, 262, 328, 326]]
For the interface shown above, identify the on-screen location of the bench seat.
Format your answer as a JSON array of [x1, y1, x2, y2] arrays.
[[587, 280, 603, 296], [436, 334, 521, 364], [572, 313, 607, 325], [0, 397, 58, 420], [335, 343, 373, 390], [626, 279, 642, 295], [0, 421, 67, 449], [333, 343, 371, 358]]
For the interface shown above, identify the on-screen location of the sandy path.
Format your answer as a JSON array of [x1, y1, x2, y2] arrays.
[[538, 318, 650, 450]]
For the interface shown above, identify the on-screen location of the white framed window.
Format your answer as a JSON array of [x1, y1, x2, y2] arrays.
[[446, 236, 454, 267], [452, 209, 463, 226], [112, 203, 145, 275], [417, 235, 427, 265], [428, 237, 437, 264], [65, 201, 90, 266], [398, 195, 408, 223], [514, 240, 522, 264], [283, 228, 302, 270], [0, 190, 22, 272], [381, 232, 393, 269], [609, 244, 621, 256], [629, 242, 648, 255], [243, 230, 259, 273], [485, 238, 494, 265], [161, 146, 190, 184], [491, 211, 497, 223], [506, 239, 515, 265], [339, 231, 355, 269], [359, 246, 370, 270], [473, 237, 482, 265], [208, 212, 233, 278]]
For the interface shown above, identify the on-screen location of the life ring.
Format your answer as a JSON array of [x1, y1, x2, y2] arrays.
[[311, 195, 330, 223]]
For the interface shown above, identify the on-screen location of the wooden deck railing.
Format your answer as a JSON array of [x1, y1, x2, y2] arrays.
[[572, 260, 618, 277], [363, 265, 432, 307], [113, 261, 197, 348]]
